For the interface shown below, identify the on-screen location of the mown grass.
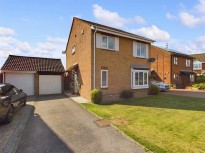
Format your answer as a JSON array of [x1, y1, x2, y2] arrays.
[[82, 94, 205, 153]]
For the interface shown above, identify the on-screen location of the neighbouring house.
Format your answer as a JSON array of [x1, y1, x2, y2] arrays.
[[190, 53, 205, 76], [0, 71, 2, 83], [150, 45, 195, 88], [65, 17, 155, 102], [1, 55, 65, 96]]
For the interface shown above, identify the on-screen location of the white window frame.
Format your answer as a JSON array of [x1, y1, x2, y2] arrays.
[[134, 43, 147, 58], [101, 70, 108, 88], [131, 69, 149, 89], [72, 46, 76, 54], [174, 74, 179, 80], [193, 63, 202, 70], [101, 35, 115, 50], [186, 59, 191, 67], [174, 57, 178, 65], [190, 75, 195, 82]]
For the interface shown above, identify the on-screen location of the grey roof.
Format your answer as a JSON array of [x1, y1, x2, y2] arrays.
[[152, 45, 193, 58]]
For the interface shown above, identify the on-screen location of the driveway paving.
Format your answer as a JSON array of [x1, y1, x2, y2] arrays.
[[16, 94, 146, 153]]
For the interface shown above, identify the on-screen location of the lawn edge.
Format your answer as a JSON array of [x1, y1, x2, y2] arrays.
[[81, 103, 152, 153]]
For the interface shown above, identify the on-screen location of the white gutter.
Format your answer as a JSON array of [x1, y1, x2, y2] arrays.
[[91, 25, 97, 89]]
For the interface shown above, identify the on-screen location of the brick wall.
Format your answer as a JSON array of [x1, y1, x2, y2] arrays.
[[150, 46, 171, 84], [94, 32, 151, 102], [66, 18, 92, 100]]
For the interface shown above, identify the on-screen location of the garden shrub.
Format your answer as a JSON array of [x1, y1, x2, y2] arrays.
[[192, 83, 205, 90], [196, 75, 205, 83], [91, 89, 102, 104], [149, 84, 160, 95], [120, 90, 133, 99]]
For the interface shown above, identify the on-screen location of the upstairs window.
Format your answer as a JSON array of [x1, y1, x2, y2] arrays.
[[186, 59, 191, 67], [102, 36, 115, 50], [193, 63, 202, 70], [133, 42, 147, 58], [72, 46, 76, 54], [174, 57, 178, 65]]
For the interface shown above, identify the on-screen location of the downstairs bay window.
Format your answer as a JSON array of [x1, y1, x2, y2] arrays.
[[131, 70, 149, 89]]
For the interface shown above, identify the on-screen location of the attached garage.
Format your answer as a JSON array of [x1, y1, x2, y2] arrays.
[[1, 55, 65, 96], [39, 75, 62, 95], [5, 72, 35, 96]]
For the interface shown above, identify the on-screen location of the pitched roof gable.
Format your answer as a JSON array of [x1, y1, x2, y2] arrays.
[[190, 53, 205, 62], [1, 55, 65, 72]]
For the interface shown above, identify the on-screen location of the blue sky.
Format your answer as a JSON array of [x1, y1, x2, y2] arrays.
[[0, 0, 205, 67]]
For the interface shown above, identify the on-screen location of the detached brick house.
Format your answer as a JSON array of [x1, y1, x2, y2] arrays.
[[150, 46, 195, 88], [65, 17, 155, 101], [190, 53, 205, 76], [1, 55, 65, 96]]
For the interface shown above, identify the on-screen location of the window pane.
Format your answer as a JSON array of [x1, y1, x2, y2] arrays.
[[101, 71, 107, 87], [135, 72, 139, 85], [137, 44, 141, 56], [141, 44, 146, 57], [139, 72, 143, 85], [108, 37, 114, 49], [144, 72, 148, 85], [102, 36, 107, 48]]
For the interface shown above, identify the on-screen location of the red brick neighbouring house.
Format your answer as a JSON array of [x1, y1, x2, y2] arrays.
[[151, 45, 195, 88], [1, 55, 65, 96], [190, 53, 205, 76], [65, 17, 155, 102]]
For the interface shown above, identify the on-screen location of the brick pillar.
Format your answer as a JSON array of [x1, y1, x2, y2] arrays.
[[34, 73, 39, 96]]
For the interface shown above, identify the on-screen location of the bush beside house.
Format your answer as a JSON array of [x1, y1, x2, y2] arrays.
[[91, 89, 102, 104]]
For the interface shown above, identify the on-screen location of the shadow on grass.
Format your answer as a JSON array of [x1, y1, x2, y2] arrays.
[[104, 94, 205, 112], [16, 105, 74, 153]]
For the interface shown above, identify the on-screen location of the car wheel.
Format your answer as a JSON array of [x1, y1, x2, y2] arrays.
[[5, 106, 14, 124], [22, 98, 27, 106]]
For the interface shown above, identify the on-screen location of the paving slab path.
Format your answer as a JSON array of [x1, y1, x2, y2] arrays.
[[16, 94, 146, 153]]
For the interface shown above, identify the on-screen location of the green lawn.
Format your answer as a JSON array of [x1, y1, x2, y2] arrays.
[[82, 94, 205, 153]]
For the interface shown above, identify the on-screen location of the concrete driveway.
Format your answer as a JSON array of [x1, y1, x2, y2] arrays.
[[16, 95, 146, 153], [163, 89, 205, 98], [0, 97, 35, 153]]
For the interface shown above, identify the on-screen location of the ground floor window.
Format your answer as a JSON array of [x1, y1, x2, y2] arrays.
[[131, 69, 149, 89], [174, 74, 180, 80], [190, 75, 195, 82], [101, 70, 108, 88]]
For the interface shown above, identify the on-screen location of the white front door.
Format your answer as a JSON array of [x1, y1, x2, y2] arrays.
[[5, 72, 35, 95], [39, 75, 62, 95]]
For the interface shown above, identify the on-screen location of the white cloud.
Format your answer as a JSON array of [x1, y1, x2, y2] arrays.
[[0, 27, 16, 36], [179, 12, 205, 27], [166, 12, 177, 20], [194, 0, 205, 14], [130, 25, 170, 41], [92, 4, 145, 28], [178, 0, 205, 27], [0, 27, 67, 67]]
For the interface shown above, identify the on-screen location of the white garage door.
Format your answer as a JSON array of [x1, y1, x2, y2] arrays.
[[39, 75, 62, 95], [5, 73, 35, 96]]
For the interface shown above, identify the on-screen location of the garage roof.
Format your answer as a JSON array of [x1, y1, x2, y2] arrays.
[[1, 55, 65, 72]]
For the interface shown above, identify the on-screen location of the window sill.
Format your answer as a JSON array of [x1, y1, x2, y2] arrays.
[[101, 86, 108, 89], [133, 56, 147, 59], [131, 85, 149, 89]]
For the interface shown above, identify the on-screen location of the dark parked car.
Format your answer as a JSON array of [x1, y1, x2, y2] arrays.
[[0, 83, 27, 123]]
